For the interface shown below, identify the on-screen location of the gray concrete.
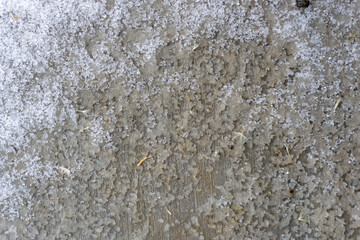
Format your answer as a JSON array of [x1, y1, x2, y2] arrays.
[[0, 0, 359, 239]]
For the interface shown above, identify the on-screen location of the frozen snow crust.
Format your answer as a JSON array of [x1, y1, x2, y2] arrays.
[[0, 0, 359, 239]]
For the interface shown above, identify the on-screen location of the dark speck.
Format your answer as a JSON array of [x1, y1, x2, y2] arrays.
[[296, 0, 310, 7]]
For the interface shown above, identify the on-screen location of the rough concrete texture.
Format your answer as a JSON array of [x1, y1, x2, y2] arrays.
[[0, 0, 359, 239]]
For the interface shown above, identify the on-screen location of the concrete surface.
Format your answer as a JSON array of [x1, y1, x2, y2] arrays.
[[0, 0, 359, 239]]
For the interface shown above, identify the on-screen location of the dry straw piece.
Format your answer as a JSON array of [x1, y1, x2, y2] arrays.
[[137, 156, 151, 167], [333, 98, 341, 112], [10, 13, 20, 21]]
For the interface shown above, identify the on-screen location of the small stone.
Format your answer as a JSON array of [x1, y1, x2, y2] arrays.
[[95, 227, 103, 234]]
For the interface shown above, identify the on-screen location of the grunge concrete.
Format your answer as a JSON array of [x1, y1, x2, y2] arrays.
[[0, 0, 359, 239]]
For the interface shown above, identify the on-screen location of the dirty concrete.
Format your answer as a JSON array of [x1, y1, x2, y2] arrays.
[[0, 0, 360, 239]]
